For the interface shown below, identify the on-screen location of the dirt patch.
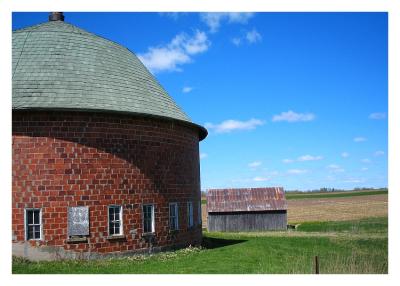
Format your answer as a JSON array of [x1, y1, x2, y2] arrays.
[[287, 194, 388, 223]]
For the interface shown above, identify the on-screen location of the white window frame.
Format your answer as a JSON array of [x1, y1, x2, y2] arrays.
[[169, 202, 179, 231], [198, 200, 202, 226], [108, 205, 123, 236], [187, 201, 194, 228], [24, 208, 42, 241], [143, 204, 155, 234]]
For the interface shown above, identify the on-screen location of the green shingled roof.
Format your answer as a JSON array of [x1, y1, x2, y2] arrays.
[[12, 20, 207, 139]]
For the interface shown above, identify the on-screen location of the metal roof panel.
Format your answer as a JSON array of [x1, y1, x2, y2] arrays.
[[206, 187, 287, 212]]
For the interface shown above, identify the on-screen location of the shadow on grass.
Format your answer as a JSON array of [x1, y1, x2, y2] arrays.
[[202, 236, 247, 249]]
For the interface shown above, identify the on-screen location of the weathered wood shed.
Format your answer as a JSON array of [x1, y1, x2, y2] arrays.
[[206, 187, 287, 232]]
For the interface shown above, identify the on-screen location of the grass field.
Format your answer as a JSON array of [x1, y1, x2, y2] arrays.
[[13, 189, 388, 274], [12, 217, 387, 274], [285, 189, 387, 200], [296, 216, 387, 233]]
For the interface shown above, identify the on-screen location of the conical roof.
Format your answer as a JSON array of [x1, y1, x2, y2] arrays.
[[12, 18, 207, 140]]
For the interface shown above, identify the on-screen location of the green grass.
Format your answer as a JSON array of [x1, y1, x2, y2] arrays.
[[284, 190, 387, 200], [296, 217, 388, 233], [12, 217, 388, 274]]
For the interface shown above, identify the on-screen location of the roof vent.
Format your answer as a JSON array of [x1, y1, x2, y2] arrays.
[[49, 12, 64, 21]]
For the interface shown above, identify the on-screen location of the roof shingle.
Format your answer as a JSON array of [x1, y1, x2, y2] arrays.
[[12, 20, 207, 140]]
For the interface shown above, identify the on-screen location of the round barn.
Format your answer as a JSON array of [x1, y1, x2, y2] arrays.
[[12, 13, 207, 260]]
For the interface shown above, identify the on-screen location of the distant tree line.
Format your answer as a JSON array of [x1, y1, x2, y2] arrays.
[[285, 187, 388, 193], [201, 187, 387, 195]]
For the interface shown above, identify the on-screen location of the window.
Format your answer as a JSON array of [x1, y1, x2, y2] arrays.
[[25, 209, 41, 240], [198, 200, 202, 226], [169, 203, 179, 230], [187, 201, 193, 228], [108, 206, 123, 236], [143, 204, 155, 233]]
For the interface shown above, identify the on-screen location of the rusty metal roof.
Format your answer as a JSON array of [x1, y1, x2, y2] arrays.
[[206, 187, 287, 212]]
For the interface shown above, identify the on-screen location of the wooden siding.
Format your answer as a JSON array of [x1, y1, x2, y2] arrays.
[[207, 211, 287, 232]]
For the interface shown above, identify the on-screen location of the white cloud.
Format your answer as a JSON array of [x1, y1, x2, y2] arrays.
[[232, 29, 262, 46], [287, 169, 308, 174], [374, 150, 385, 157], [361, 167, 368, 171], [159, 12, 181, 20], [361, 158, 371, 163], [327, 164, 340, 169], [200, 12, 254, 33], [353, 137, 367, 142], [182, 86, 193, 93], [341, 152, 350, 158], [298, 155, 323, 161], [138, 30, 210, 73], [231, 37, 242, 46], [205, 118, 264, 134], [369, 112, 386, 120], [283, 155, 322, 163], [343, 178, 364, 183], [326, 164, 345, 173], [253, 176, 270, 182], [272, 110, 315, 122], [200, 153, 208, 159], [246, 29, 262, 44], [248, 161, 262, 168], [227, 13, 254, 24]]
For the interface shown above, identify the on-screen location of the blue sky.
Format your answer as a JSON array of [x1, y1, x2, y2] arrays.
[[13, 12, 388, 191]]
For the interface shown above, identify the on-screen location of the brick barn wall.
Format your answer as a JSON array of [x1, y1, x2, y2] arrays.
[[12, 110, 202, 256]]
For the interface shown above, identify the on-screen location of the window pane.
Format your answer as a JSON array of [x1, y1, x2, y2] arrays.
[[198, 201, 202, 225], [28, 226, 34, 240], [143, 205, 153, 233], [34, 229, 40, 239], [26, 210, 41, 240], [27, 211, 33, 224], [188, 202, 193, 227], [109, 221, 114, 233], [109, 205, 122, 236], [109, 207, 114, 219], [169, 204, 178, 230], [33, 210, 40, 224]]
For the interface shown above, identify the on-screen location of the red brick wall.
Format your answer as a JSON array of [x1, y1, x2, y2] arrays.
[[12, 111, 203, 254]]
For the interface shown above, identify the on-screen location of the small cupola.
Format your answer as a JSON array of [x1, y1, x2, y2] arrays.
[[49, 12, 64, 21]]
